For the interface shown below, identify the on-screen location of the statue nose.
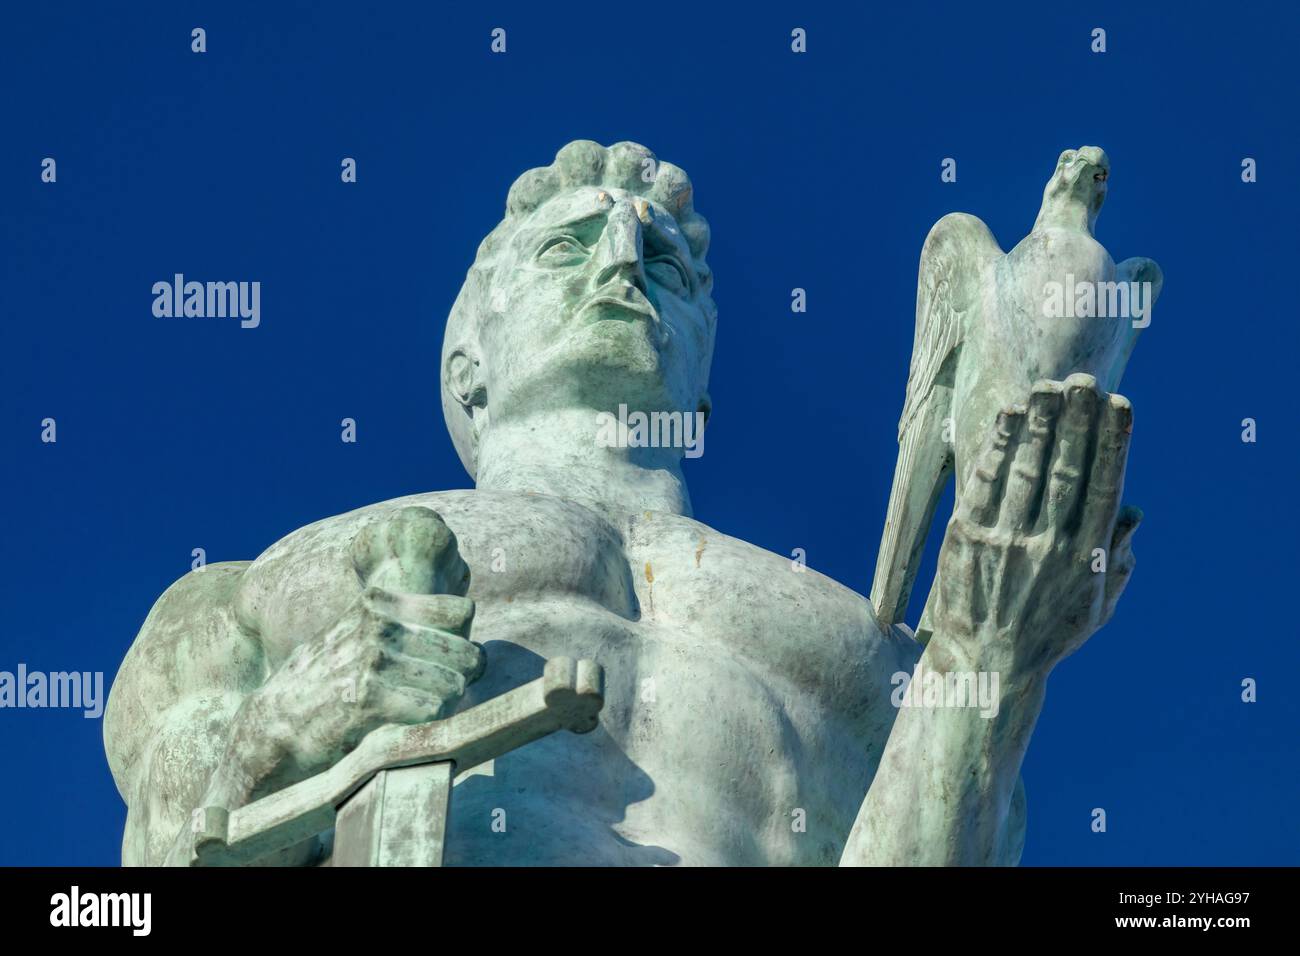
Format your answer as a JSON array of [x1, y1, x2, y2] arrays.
[[594, 204, 647, 293]]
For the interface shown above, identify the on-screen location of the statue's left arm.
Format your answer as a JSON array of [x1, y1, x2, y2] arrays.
[[842, 374, 1140, 865]]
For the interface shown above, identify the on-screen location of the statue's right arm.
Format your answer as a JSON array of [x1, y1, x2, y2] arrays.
[[105, 507, 486, 866], [105, 562, 277, 866]]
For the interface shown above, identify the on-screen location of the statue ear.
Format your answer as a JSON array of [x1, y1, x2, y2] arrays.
[[1058, 149, 1076, 166], [445, 347, 486, 410], [697, 392, 712, 428]]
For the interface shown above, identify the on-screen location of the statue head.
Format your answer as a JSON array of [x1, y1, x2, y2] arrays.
[[441, 140, 717, 479], [1038, 145, 1110, 233]]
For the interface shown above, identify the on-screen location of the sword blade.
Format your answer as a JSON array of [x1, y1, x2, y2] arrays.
[[333, 761, 452, 867]]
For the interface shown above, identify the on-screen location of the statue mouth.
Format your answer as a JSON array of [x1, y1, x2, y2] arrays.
[[577, 291, 658, 325]]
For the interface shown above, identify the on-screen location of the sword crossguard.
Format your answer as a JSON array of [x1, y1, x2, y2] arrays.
[[543, 656, 604, 734], [191, 656, 605, 866]]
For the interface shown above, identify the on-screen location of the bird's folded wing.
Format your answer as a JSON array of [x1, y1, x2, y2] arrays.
[[871, 213, 1002, 626]]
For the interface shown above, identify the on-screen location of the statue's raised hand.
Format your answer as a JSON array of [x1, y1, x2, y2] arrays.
[[228, 506, 485, 796], [931, 374, 1140, 677]]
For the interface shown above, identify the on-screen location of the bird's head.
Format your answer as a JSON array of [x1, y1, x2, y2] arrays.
[[1036, 146, 1110, 234]]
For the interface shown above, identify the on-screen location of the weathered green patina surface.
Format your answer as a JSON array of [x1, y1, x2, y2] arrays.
[[105, 141, 1153, 866]]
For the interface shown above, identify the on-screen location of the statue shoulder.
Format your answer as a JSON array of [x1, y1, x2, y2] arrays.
[[105, 489, 487, 799], [104, 561, 259, 793], [233, 489, 616, 654]]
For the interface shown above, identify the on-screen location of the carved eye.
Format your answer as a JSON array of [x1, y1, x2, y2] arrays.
[[646, 256, 688, 294], [536, 236, 588, 266]]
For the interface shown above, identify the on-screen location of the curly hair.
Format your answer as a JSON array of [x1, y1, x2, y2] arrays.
[[441, 141, 715, 478]]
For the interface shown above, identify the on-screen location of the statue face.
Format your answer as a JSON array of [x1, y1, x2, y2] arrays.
[[476, 186, 714, 424]]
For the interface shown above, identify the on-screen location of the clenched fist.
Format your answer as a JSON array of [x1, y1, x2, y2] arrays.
[[227, 506, 485, 797]]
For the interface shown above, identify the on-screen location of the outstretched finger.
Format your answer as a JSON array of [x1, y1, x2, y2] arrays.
[[961, 405, 1025, 527], [1044, 374, 1100, 534], [1079, 393, 1133, 553], [1041, 376, 1092, 533], [1002, 382, 1062, 533]]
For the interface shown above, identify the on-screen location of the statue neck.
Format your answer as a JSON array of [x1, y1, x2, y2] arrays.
[[473, 408, 693, 520]]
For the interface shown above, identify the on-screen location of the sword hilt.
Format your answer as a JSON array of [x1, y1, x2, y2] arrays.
[[191, 656, 604, 866]]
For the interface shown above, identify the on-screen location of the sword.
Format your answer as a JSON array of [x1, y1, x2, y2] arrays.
[[190, 656, 604, 866]]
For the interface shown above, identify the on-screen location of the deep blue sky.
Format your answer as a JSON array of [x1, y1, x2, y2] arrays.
[[2, 1, 1296, 866]]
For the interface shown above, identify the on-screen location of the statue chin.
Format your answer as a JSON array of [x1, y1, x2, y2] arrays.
[[566, 308, 666, 356], [509, 319, 689, 411]]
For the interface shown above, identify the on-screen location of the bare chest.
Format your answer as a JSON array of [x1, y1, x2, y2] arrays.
[[236, 491, 914, 864]]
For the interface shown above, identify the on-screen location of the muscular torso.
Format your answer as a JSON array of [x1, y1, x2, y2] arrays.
[[121, 490, 922, 866]]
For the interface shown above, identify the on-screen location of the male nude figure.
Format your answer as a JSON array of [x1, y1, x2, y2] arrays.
[[104, 141, 1139, 866]]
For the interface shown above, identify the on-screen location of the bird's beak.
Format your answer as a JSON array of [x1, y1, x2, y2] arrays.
[[1075, 147, 1110, 185]]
